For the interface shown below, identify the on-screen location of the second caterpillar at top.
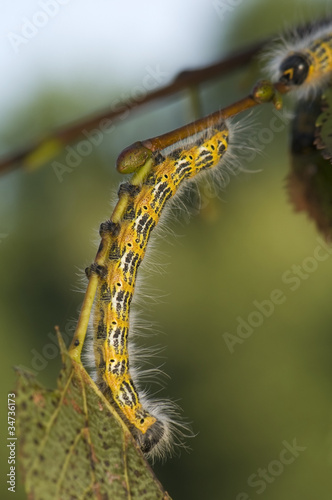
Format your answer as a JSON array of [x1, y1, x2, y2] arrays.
[[86, 120, 231, 460], [267, 17, 332, 95]]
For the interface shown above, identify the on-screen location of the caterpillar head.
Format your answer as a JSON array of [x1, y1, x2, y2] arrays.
[[279, 53, 310, 86], [116, 141, 153, 174]]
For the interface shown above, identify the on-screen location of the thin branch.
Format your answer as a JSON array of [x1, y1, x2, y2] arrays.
[[0, 39, 267, 175], [117, 80, 287, 170]]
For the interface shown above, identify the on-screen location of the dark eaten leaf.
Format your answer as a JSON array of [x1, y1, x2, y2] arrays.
[[315, 86, 332, 161], [287, 91, 332, 240], [16, 332, 170, 500]]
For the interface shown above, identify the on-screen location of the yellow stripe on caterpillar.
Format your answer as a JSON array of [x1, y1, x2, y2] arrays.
[[90, 120, 230, 459]]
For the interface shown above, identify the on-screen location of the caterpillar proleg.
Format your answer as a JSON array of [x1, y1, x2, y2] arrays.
[[86, 120, 230, 459], [266, 19, 332, 96]]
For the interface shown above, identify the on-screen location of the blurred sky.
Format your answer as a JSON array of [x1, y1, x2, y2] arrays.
[[0, 0, 240, 121], [1, 0, 328, 133], [1, 0, 329, 136]]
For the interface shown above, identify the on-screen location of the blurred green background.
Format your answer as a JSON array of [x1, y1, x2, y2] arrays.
[[1, 0, 332, 498]]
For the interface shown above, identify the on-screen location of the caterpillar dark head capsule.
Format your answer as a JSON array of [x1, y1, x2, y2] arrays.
[[134, 420, 165, 455], [279, 53, 310, 85]]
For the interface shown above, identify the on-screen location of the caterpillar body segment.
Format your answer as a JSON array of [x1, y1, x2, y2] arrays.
[[267, 21, 332, 96], [91, 121, 230, 458]]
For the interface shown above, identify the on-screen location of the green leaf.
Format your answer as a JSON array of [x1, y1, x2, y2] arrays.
[[16, 332, 170, 500]]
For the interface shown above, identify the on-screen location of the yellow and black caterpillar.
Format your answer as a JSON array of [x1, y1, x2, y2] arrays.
[[86, 121, 229, 458], [267, 19, 332, 95]]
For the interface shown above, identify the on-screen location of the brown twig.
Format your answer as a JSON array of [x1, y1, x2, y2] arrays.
[[0, 39, 267, 176], [116, 80, 288, 172]]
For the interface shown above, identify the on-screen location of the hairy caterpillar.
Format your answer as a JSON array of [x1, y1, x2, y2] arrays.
[[267, 18, 332, 96], [67, 79, 277, 459], [86, 120, 230, 459]]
